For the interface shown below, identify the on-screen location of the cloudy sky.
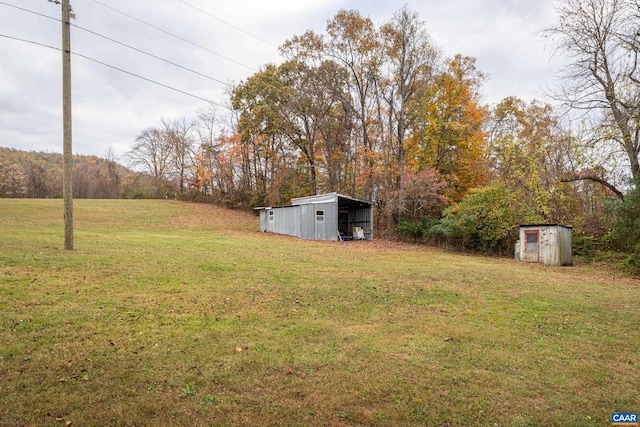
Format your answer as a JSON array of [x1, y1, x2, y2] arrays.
[[0, 0, 562, 159]]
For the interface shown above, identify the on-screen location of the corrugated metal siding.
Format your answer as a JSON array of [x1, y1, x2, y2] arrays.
[[256, 193, 373, 241], [258, 206, 300, 237], [259, 210, 267, 232], [299, 204, 315, 239], [298, 202, 338, 240], [316, 202, 338, 240], [272, 206, 300, 237]]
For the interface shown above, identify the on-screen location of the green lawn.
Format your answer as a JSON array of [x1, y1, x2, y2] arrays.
[[1, 199, 638, 426]]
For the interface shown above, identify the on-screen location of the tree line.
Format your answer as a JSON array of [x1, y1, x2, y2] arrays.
[[0, 147, 164, 200], [124, 5, 633, 247], [3, 1, 640, 269]]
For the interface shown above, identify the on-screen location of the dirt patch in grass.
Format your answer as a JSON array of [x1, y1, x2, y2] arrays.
[[165, 201, 257, 231]]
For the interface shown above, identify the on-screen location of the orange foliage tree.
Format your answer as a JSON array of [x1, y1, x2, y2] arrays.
[[406, 55, 488, 201]]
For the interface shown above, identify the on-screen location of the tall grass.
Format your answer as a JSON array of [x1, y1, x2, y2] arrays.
[[1, 199, 638, 426]]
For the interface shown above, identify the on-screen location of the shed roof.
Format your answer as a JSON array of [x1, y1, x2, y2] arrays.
[[254, 192, 373, 211], [291, 192, 372, 207]]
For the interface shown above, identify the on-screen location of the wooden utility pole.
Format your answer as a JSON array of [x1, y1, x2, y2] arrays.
[[62, 0, 73, 250]]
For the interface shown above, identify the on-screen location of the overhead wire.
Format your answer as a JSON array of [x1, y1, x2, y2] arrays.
[[85, 0, 258, 71], [0, 1, 234, 88], [73, 24, 233, 88], [175, 0, 279, 50], [0, 1, 58, 22], [0, 33, 231, 110]]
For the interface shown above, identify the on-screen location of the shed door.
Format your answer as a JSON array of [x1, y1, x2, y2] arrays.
[[523, 230, 540, 262]]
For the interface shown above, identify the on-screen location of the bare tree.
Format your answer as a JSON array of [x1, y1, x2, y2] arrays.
[[25, 162, 48, 198], [161, 117, 195, 193], [95, 147, 122, 198], [547, 0, 640, 198], [126, 127, 172, 194]]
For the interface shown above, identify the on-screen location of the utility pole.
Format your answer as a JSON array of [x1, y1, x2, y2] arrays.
[[61, 0, 74, 250]]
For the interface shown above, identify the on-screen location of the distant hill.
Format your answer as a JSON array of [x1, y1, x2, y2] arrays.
[[0, 147, 144, 198]]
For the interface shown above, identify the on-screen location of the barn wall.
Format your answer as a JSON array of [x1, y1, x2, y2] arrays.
[[299, 204, 315, 239], [318, 202, 338, 240], [259, 210, 268, 232], [257, 193, 373, 242], [300, 202, 338, 240], [277, 206, 300, 237], [260, 207, 300, 237]]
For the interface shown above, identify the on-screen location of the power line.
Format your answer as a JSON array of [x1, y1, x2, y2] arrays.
[[176, 0, 279, 50], [75, 53, 230, 109], [0, 1, 58, 22], [86, 0, 258, 72], [0, 33, 232, 110], [74, 24, 233, 88], [0, 33, 59, 51], [0, 1, 234, 87]]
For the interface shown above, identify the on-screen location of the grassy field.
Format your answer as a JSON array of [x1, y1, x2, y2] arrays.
[[1, 199, 639, 426]]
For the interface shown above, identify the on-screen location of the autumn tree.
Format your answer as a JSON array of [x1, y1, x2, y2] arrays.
[[282, 10, 383, 198], [384, 169, 449, 240], [0, 163, 25, 197], [311, 60, 354, 193], [231, 64, 297, 206], [486, 97, 615, 235], [0, 148, 126, 199], [25, 162, 51, 198], [278, 61, 327, 195], [488, 98, 568, 221], [325, 10, 382, 198], [406, 55, 488, 201], [379, 5, 440, 190]]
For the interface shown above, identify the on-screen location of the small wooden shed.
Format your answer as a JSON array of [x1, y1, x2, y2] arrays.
[[255, 192, 373, 241], [516, 224, 572, 266]]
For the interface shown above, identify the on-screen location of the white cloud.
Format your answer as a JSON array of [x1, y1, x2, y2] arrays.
[[0, 0, 562, 158]]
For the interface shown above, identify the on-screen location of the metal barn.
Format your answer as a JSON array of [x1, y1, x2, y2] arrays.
[[516, 224, 572, 266], [255, 192, 373, 241]]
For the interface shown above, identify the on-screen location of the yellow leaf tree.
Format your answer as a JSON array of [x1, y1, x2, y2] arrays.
[[406, 55, 488, 201]]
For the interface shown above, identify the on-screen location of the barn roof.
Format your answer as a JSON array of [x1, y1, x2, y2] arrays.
[[291, 192, 372, 207], [254, 192, 373, 211]]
